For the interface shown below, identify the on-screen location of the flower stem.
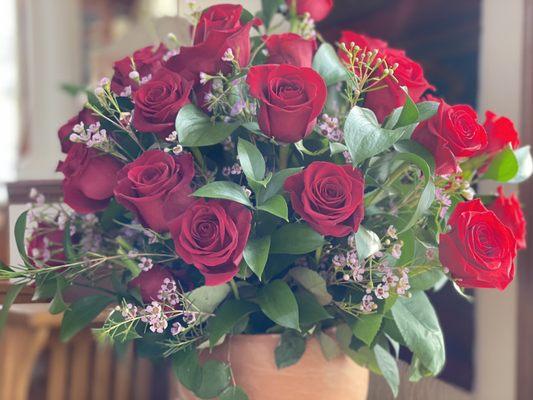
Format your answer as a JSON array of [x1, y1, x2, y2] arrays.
[[279, 145, 291, 170]]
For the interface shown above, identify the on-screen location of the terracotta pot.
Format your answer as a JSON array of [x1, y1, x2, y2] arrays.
[[177, 333, 369, 400]]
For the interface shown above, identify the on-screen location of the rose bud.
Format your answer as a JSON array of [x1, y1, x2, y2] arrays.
[[364, 50, 434, 122], [284, 161, 365, 237], [114, 150, 194, 232], [169, 199, 252, 286], [58, 108, 99, 153], [264, 33, 316, 67], [27, 222, 66, 267], [132, 68, 192, 136], [129, 265, 175, 303], [246, 64, 327, 143], [111, 44, 167, 96], [439, 199, 517, 290], [165, 4, 261, 82], [57, 144, 123, 213], [287, 0, 334, 22], [488, 186, 527, 250], [412, 99, 488, 176]]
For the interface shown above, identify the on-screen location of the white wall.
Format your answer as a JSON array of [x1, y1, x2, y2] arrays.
[[476, 0, 524, 398]]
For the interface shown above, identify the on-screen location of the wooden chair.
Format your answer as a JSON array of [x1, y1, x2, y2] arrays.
[[0, 181, 172, 400]]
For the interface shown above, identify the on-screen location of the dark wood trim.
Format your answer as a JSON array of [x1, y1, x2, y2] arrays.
[[6, 180, 62, 204], [517, 0, 533, 398]]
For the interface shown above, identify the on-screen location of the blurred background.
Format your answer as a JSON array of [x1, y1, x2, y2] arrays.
[[0, 0, 531, 399]]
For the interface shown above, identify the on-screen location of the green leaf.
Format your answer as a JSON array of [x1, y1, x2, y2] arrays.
[[295, 290, 333, 325], [243, 236, 271, 280], [257, 167, 302, 204], [352, 313, 383, 346], [176, 104, 238, 147], [173, 348, 202, 391], [344, 107, 407, 165], [289, 267, 332, 305], [353, 226, 381, 260], [208, 300, 258, 346], [260, 0, 283, 28], [186, 284, 230, 316], [0, 283, 25, 336], [374, 343, 400, 397], [257, 280, 299, 330], [318, 331, 342, 361], [509, 145, 533, 183], [14, 211, 31, 266], [220, 386, 249, 400], [394, 88, 419, 129], [63, 221, 75, 262], [312, 43, 348, 86], [409, 268, 447, 291], [275, 330, 306, 369], [49, 277, 69, 315], [237, 138, 266, 183], [257, 194, 288, 221], [60, 295, 113, 341], [390, 291, 445, 375], [193, 181, 252, 207], [417, 101, 440, 122], [270, 223, 325, 255], [482, 146, 519, 182], [195, 360, 232, 399]]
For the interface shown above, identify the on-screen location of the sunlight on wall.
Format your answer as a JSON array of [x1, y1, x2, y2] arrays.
[[0, 0, 18, 182]]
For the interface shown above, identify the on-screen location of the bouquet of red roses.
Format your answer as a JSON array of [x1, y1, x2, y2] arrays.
[[1, 0, 530, 398]]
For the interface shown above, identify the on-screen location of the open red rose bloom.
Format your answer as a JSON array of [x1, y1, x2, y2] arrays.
[[4, 1, 530, 398]]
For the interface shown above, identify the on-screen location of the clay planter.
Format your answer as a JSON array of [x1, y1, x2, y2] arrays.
[[177, 333, 369, 400]]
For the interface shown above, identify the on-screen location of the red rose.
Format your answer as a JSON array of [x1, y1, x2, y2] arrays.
[[129, 265, 176, 303], [132, 68, 192, 136], [27, 223, 66, 267], [57, 144, 122, 213], [488, 186, 527, 250], [481, 111, 520, 155], [264, 33, 316, 67], [246, 64, 327, 143], [439, 199, 516, 290], [284, 161, 365, 237], [364, 50, 434, 121], [169, 199, 252, 286], [287, 0, 334, 22], [58, 108, 99, 153], [111, 44, 167, 96], [114, 150, 194, 232], [412, 99, 487, 175], [338, 30, 390, 63], [166, 4, 260, 82]]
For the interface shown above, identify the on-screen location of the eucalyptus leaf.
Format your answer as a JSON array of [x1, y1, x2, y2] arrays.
[[374, 342, 400, 397], [193, 181, 253, 207], [344, 107, 407, 165], [353, 226, 381, 260], [509, 145, 533, 183], [312, 43, 348, 86], [390, 291, 445, 375], [257, 280, 299, 330], [176, 104, 237, 147]]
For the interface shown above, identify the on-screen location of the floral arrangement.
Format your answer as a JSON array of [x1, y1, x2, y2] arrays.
[[1, 0, 530, 398]]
